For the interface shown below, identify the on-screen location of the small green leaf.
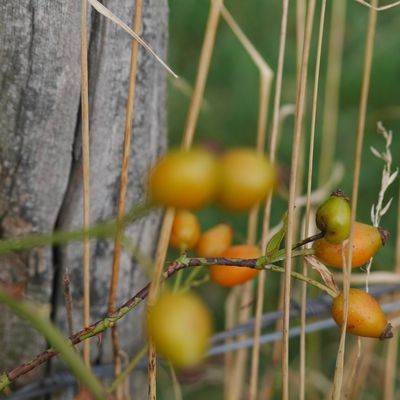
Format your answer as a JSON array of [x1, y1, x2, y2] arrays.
[[266, 212, 288, 257]]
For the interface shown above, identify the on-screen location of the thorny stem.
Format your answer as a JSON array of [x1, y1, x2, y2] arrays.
[[0, 249, 335, 392]]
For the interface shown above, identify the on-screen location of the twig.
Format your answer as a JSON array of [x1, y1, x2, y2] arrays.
[[80, 0, 91, 368], [108, 0, 143, 393], [0, 251, 334, 392]]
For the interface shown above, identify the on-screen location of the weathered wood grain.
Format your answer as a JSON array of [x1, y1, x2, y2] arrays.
[[0, 0, 168, 388]]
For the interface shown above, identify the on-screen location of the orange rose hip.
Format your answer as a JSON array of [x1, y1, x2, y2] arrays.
[[313, 222, 388, 269], [169, 210, 201, 250], [210, 244, 260, 287], [331, 288, 392, 339], [195, 223, 233, 257]]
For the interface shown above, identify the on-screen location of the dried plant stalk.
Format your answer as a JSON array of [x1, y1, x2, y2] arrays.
[[230, 282, 253, 399], [147, 208, 175, 399], [147, 1, 223, 398], [107, 0, 143, 394], [296, 0, 306, 80], [300, 2, 327, 399], [331, 1, 378, 398], [80, 0, 91, 368], [182, 0, 223, 149], [384, 162, 400, 400], [318, 0, 346, 185], [169, 363, 183, 400], [250, 2, 289, 398], [230, 74, 270, 400], [220, 5, 273, 80], [87, 0, 177, 77], [281, 1, 316, 398], [354, 0, 400, 11], [224, 288, 239, 400], [343, 339, 374, 399]]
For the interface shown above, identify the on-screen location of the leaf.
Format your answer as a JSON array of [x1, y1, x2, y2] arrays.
[[304, 255, 339, 295], [370, 146, 383, 160], [380, 197, 393, 217], [266, 212, 288, 257], [388, 169, 399, 186]]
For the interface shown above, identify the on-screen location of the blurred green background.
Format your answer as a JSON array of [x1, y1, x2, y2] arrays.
[[162, 0, 400, 398]]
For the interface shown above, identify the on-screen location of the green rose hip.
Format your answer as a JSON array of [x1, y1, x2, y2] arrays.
[[316, 190, 351, 244]]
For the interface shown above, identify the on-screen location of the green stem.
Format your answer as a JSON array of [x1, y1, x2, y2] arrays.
[[182, 273, 210, 291], [0, 290, 106, 399], [264, 265, 337, 298], [182, 265, 203, 288], [0, 203, 149, 255], [173, 270, 184, 292]]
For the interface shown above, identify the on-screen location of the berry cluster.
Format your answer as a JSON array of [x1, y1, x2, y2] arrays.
[[146, 150, 392, 368]]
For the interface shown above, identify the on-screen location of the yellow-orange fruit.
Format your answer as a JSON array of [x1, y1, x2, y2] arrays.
[[313, 222, 385, 269], [169, 210, 201, 250], [146, 291, 213, 368], [217, 148, 275, 211], [195, 224, 233, 257], [210, 244, 260, 287], [149, 148, 219, 209], [331, 288, 392, 339]]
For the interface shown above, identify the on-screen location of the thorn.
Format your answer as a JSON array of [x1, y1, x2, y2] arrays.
[[96, 332, 104, 345]]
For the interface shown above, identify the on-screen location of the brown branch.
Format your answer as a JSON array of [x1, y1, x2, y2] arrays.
[[0, 251, 325, 390]]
